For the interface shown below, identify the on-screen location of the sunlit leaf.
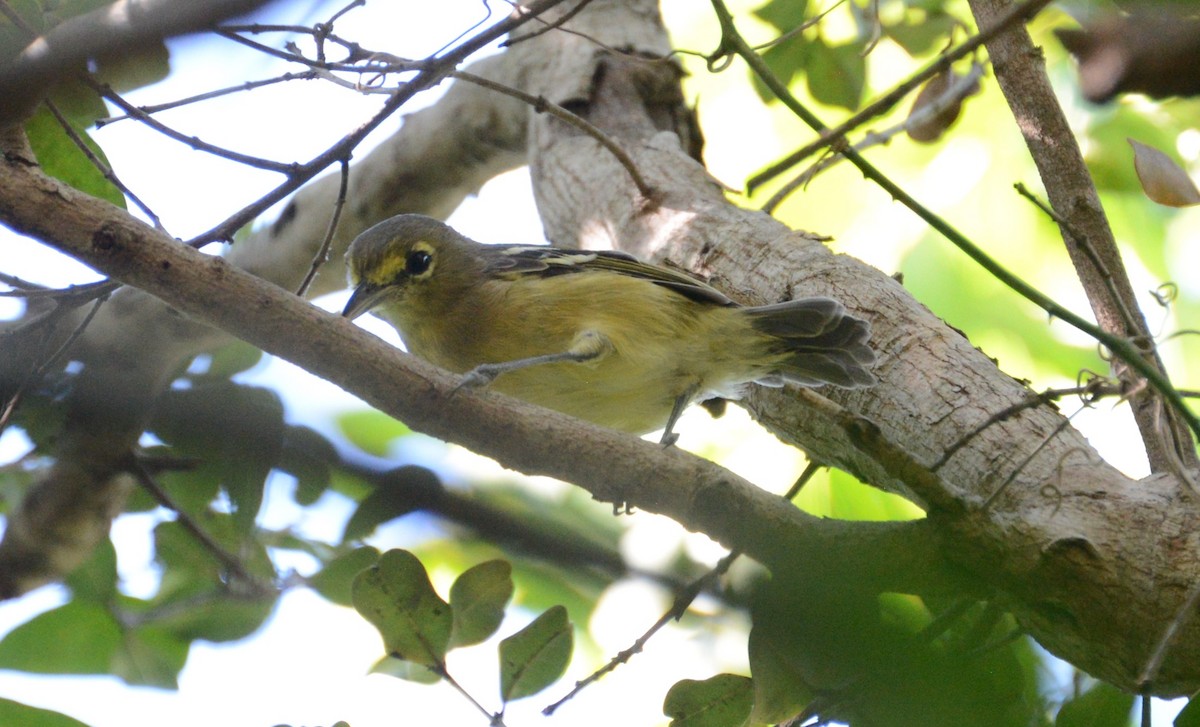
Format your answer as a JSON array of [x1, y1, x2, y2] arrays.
[[754, 0, 809, 32], [65, 536, 118, 602], [0, 601, 120, 674], [806, 39, 865, 110], [886, 11, 957, 56], [352, 549, 452, 667], [1176, 697, 1200, 726], [24, 100, 124, 207], [111, 626, 189, 689], [498, 605, 572, 702], [0, 698, 92, 727], [1129, 138, 1200, 207], [1055, 681, 1134, 726], [338, 409, 412, 456], [449, 559, 513, 648], [663, 673, 754, 727], [370, 654, 442, 684], [309, 546, 380, 607]]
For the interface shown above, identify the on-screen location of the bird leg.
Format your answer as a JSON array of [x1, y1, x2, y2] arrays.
[[455, 330, 612, 390], [659, 383, 699, 447]]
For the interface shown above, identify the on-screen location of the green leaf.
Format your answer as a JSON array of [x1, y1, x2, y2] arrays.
[[498, 605, 572, 702], [806, 39, 865, 110], [150, 382, 285, 532], [194, 341, 265, 380], [1055, 682, 1134, 727], [153, 517, 271, 584], [0, 698, 92, 727], [342, 465, 442, 541], [885, 12, 957, 57], [111, 625, 189, 689], [1177, 698, 1200, 727], [751, 34, 809, 103], [449, 559, 513, 648], [280, 426, 335, 506], [151, 596, 274, 644], [370, 654, 443, 684], [352, 549, 452, 667], [663, 673, 754, 727], [65, 536, 118, 602], [746, 617, 812, 725], [0, 601, 120, 674], [309, 546, 380, 607], [150, 519, 275, 643], [754, 0, 809, 32], [24, 99, 124, 207], [93, 40, 170, 93], [338, 409, 412, 456]]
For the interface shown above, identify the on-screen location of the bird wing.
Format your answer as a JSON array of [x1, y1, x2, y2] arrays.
[[482, 245, 735, 306]]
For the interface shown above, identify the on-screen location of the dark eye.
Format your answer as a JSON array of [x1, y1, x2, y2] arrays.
[[406, 249, 432, 276]]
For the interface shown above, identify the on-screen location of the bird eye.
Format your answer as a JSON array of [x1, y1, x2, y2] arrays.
[[406, 249, 433, 276]]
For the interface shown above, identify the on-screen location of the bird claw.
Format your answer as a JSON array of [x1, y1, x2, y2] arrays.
[[451, 365, 500, 395]]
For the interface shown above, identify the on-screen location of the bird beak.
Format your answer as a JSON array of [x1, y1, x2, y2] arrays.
[[342, 282, 387, 320]]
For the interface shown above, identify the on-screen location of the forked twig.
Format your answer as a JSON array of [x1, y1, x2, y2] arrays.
[[542, 462, 822, 715]]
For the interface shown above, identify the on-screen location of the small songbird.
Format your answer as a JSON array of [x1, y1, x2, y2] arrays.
[[342, 214, 876, 444]]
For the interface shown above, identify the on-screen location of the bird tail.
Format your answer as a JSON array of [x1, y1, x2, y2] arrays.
[[745, 298, 877, 388]]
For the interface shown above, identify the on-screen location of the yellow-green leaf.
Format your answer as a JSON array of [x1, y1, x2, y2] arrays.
[[664, 673, 754, 727], [352, 549, 451, 668], [498, 605, 572, 702], [450, 559, 513, 648]]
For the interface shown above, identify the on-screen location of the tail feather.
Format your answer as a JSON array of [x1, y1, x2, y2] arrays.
[[746, 298, 877, 389]]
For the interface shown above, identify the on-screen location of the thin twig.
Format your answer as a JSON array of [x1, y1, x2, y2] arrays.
[[96, 72, 319, 125], [452, 69, 656, 201], [435, 664, 507, 726], [86, 78, 299, 174], [296, 158, 349, 297], [932, 378, 1121, 471], [982, 414, 1077, 510], [1138, 576, 1200, 692], [1013, 182, 1142, 337], [187, 0, 576, 247], [502, 0, 595, 47], [43, 99, 165, 229], [129, 456, 269, 590], [542, 462, 822, 715], [0, 291, 110, 434]]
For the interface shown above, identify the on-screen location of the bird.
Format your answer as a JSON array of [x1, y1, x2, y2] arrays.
[[342, 214, 876, 444]]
